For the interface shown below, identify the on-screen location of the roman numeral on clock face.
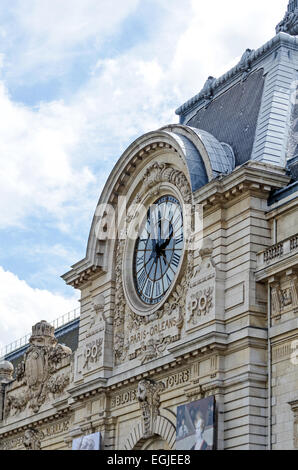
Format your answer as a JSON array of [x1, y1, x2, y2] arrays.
[[144, 280, 152, 298], [137, 269, 147, 291], [155, 281, 161, 297], [175, 233, 183, 246], [136, 255, 143, 267], [171, 252, 181, 269]]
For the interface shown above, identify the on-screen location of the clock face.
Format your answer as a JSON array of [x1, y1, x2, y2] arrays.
[[133, 195, 184, 305]]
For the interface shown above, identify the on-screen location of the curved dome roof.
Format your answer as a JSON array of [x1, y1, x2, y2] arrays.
[[188, 127, 235, 176], [162, 130, 209, 192], [160, 125, 235, 187]]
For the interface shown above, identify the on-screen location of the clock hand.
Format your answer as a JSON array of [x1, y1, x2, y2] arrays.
[[158, 217, 163, 244]]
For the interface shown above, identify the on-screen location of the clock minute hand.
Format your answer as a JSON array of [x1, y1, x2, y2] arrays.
[[159, 225, 173, 251]]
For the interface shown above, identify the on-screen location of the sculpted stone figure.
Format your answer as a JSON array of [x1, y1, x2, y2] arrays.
[[23, 428, 44, 450], [276, 9, 298, 36], [137, 379, 165, 438], [5, 320, 72, 417]]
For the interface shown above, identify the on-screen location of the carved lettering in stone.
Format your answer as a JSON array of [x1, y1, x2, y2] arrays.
[[44, 419, 70, 437], [83, 338, 103, 370], [111, 389, 137, 409], [187, 287, 214, 326], [137, 379, 165, 439], [186, 238, 219, 329], [117, 249, 194, 365], [110, 369, 191, 409], [163, 369, 190, 389]]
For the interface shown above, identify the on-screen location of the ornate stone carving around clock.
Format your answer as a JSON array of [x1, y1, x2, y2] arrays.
[[113, 162, 194, 366]]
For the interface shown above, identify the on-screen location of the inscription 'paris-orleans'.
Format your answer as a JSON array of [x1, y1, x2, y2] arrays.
[[133, 195, 184, 305]]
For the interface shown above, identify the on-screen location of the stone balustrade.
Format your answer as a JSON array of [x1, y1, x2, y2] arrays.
[[257, 235, 298, 269]]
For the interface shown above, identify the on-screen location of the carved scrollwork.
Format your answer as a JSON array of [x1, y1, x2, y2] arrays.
[[139, 337, 172, 365], [276, 9, 298, 36], [140, 162, 192, 204], [47, 373, 70, 396], [137, 379, 165, 438], [114, 240, 129, 365]]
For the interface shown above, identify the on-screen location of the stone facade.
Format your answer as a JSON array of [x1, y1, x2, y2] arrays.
[[0, 2, 297, 451]]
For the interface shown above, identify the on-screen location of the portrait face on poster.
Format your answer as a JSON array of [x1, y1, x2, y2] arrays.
[[176, 396, 215, 450], [72, 432, 101, 450]]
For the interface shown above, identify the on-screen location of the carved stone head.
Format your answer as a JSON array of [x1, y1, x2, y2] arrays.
[[23, 428, 44, 450], [30, 320, 57, 348]]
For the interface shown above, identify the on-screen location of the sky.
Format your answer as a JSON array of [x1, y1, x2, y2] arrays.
[[0, 0, 287, 352]]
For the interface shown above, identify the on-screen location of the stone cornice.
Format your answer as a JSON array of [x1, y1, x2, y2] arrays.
[[194, 161, 290, 209], [67, 377, 107, 401], [62, 257, 103, 288], [289, 399, 298, 412], [0, 407, 70, 439]]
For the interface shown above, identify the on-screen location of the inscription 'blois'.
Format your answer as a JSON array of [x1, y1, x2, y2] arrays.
[[110, 369, 191, 409]]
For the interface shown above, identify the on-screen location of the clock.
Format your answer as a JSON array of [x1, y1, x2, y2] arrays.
[[133, 195, 184, 306]]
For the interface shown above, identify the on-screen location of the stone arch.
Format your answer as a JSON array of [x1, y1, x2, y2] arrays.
[[85, 126, 212, 265], [124, 415, 176, 451]]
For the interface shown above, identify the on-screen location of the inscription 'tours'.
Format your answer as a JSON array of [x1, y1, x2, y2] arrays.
[[110, 369, 190, 409]]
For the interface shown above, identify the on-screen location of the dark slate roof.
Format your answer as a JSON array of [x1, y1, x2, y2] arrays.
[[268, 181, 298, 206], [184, 69, 265, 167]]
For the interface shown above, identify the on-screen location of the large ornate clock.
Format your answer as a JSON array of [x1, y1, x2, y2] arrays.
[[121, 162, 190, 319], [115, 162, 193, 364], [133, 195, 184, 306]]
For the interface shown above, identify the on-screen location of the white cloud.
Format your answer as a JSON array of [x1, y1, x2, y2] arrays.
[[0, 80, 97, 229], [0, 266, 79, 353], [0, 0, 290, 352], [169, 0, 286, 103], [6, 0, 140, 79], [0, 0, 288, 231]]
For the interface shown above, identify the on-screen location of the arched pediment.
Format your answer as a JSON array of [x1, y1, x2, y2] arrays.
[[62, 124, 235, 287]]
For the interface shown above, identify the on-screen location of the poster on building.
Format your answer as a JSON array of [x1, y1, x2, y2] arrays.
[[72, 432, 101, 450], [176, 396, 215, 450]]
